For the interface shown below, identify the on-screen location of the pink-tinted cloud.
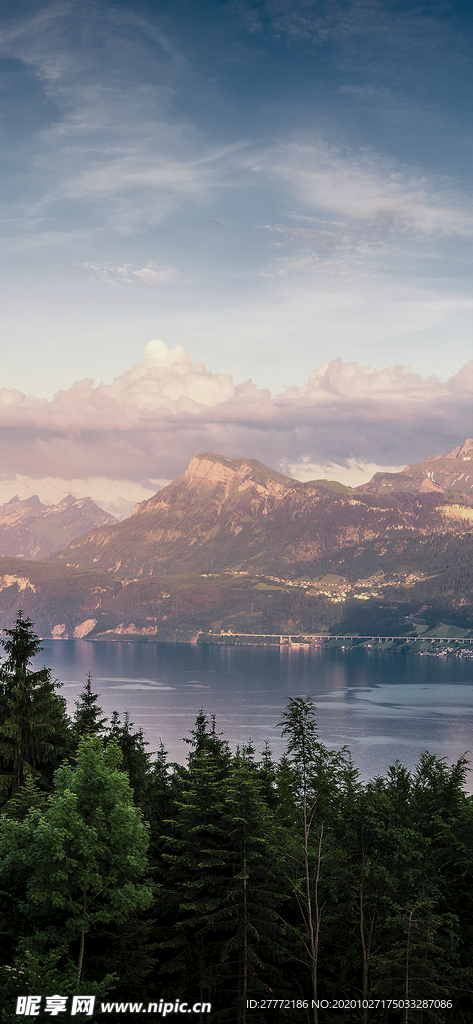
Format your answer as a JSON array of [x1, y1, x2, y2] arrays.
[[1, 342, 472, 494]]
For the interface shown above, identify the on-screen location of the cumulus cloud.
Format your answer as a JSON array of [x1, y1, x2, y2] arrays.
[[1, 342, 472, 508]]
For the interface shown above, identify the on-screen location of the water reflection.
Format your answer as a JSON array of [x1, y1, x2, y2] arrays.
[[32, 640, 473, 789]]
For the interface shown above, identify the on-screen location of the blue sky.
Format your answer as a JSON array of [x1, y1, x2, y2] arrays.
[[1, 0, 472, 514]]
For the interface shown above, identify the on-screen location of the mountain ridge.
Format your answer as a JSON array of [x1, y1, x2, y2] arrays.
[[50, 450, 473, 581], [0, 494, 117, 560], [0, 442, 471, 641], [359, 438, 473, 494]]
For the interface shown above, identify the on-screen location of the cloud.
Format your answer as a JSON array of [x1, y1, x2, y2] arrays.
[[264, 142, 472, 239], [0, 5, 249, 242], [78, 262, 182, 286], [1, 342, 471, 505], [131, 265, 182, 284], [281, 458, 406, 488]]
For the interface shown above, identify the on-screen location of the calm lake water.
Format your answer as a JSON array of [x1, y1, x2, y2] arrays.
[[32, 640, 473, 789]]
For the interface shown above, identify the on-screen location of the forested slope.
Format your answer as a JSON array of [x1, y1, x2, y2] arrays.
[[0, 614, 472, 1023]]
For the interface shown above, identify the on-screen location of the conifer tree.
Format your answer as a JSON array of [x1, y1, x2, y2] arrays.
[[106, 709, 150, 804], [0, 610, 43, 676], [71, 672, 107, 742], [183, 708, 231, 770], [0, 611, 70, 800], [159, 712, 231, 1006], [257, 740, 278, 809], [144, 741, 173, 864], [214, 747, 286, 1022]]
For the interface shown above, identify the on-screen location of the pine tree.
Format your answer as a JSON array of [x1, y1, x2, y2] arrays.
[[159, 712, 231, 1007], [106, 709, 150, 804], [0, 610, 43, 676], [257, 740, 278, 809], [183, 708, 231, 770], [214, 748, 286, 1022], [0, 611, 70, 800], [71, 672, 107, 743]]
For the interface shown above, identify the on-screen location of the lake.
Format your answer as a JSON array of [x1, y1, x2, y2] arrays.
[[31, 639, 473, 789]]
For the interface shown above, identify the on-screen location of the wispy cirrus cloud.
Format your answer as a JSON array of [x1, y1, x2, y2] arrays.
[[78, 263, 183, 286], [264, 141, 471, 238], [1, 0, 471, 413]]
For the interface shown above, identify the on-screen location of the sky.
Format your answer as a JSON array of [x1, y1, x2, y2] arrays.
[[0, 0, 471, 517]]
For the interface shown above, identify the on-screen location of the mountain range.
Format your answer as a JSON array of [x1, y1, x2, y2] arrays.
[[1, 439, 471, 563], [0, 494, 117, 560], [51, 451, 473, 579], [359, 438, 473, 494], [0, 441, 472, 642]]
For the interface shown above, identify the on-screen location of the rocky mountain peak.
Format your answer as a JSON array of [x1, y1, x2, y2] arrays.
[[184, 452, 297, 490], [133, 453, 298, 517], [359, 438, 473, 494], [438, 438, 473, 461], [0, 494, 117, 560], [184, 453, 245, 488]]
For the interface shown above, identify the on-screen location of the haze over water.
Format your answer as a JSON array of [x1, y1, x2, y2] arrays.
[[33, 641, 473, 790]]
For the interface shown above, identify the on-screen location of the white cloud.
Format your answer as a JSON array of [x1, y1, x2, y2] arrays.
[[1, 342, 471, 501], [282, 458, 406, 488], [264, 141, 472, 239], [132, 265, 182, 284], [78, 262, 182, 286], [0, 339, 236, 429]]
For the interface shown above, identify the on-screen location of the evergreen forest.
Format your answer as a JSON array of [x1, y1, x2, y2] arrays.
[[0, 612, 472, 1024]]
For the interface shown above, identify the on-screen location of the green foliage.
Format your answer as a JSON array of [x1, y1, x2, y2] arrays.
[[106, 709, 151, 805], [0, 610, 71, 800], [0, 736, 152, 989], [0, 664, 471, 1024], [0, 944, 116, 1024], [0, 610, 43, 675], [71, 673, 107, 742], [211, 748, 287, 1020]]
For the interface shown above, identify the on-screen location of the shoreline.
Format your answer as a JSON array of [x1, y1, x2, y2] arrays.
[[39, 634, 473, 657]]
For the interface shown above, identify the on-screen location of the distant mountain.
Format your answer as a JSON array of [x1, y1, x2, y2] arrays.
[[359, 438, 473, 494], [50, 451, 473, 580], [0, 523, 471, 642], [0, 494, 117, 560], [0, 450, 472, 640]]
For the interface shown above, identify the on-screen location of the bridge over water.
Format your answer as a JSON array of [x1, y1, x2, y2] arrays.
[[200, 633, 472, 646]]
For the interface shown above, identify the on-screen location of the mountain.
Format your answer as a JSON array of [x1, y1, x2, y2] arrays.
[[1, 528, 472, 641], [51, 451, 473, 580], [0, 494, 117, 560], [359, 438, 473, 494], [0, 450, 471, 640]]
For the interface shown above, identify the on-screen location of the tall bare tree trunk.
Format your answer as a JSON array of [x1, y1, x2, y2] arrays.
[[313, 825, 324, 1013], [241, 855, 248, 1024], [359, 852, 376, 1024], [77, 930, 85, 984], [405, 908, 415, 1024]]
